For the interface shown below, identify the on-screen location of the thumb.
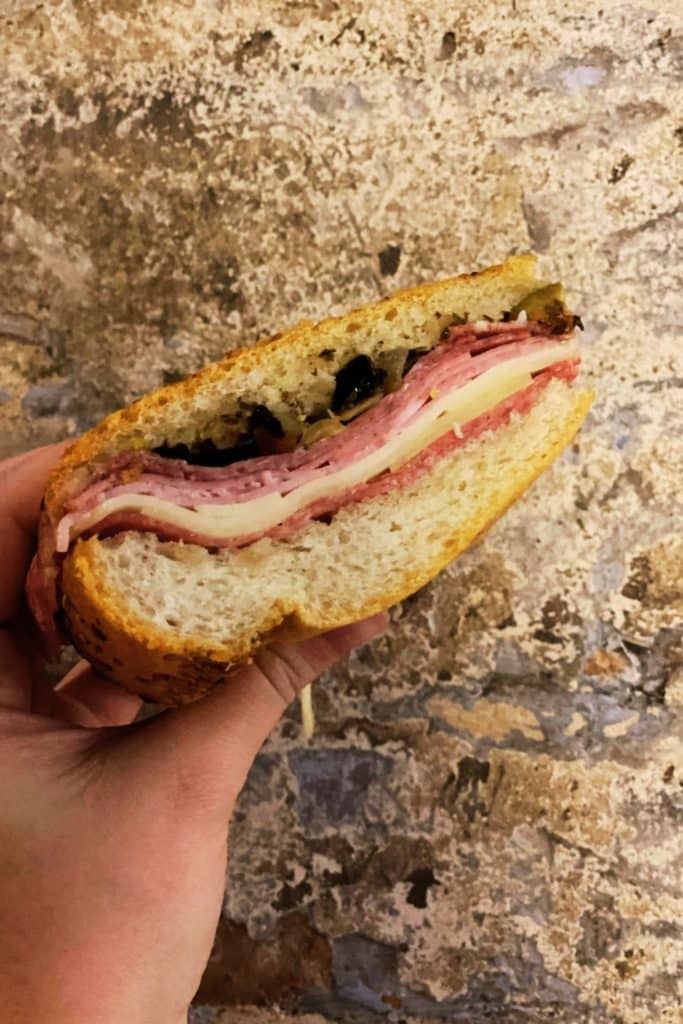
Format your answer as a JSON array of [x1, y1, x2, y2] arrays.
[[118, 612, 388, 815]]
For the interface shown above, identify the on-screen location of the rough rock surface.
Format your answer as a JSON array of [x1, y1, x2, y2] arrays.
[[1, 2, 682, 1022]]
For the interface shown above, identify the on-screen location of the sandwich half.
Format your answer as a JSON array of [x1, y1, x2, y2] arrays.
[[27, 255, 593, 704]]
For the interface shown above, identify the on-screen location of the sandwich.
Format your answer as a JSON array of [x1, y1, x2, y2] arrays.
[[27, 255, 593, 705]]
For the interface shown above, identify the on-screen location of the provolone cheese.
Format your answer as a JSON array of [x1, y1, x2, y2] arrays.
[[65, 342, 575, 547]]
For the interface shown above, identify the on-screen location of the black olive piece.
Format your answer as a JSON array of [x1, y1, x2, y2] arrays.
[[332, 354, 386, 412], [153, 442, 192, 461], [403, 347, 430, 375], [573, 315, 585, 331], [250, 403, 284, 437], [154, 436, 260, 467]]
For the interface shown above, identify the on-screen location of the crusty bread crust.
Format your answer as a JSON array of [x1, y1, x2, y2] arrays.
[[59, 387, 593, 704]]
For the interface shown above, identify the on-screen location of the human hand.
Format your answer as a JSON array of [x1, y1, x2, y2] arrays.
[[0, 445, 388, 1024]]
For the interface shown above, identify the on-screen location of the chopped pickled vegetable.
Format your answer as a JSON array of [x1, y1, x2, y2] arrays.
[[509, 283, 578, 334]]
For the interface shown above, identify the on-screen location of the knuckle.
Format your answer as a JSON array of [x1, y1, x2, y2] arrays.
[[253, 646, 308, 706]]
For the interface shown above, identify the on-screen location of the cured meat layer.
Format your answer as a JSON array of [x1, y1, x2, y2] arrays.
[[58, 322, 567, 542], [78, 360, 577, 550]]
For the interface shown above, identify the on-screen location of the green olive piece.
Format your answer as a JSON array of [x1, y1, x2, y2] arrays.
[[510, 282, 579, 334], [509, 282, 565, 321]]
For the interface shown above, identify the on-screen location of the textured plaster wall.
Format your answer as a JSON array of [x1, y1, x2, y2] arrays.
[[1, 2, 682, 1022]]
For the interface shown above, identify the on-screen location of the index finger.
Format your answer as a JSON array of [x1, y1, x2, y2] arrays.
[[0, 442, 70, 623]]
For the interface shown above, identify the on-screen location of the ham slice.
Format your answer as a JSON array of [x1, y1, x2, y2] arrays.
[[59, 325, 563, 529], [79, 360, 578, 550], [25, 319, 578, 651]]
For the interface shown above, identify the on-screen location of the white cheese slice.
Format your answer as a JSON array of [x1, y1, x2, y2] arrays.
[[67, 342, 575, 546]]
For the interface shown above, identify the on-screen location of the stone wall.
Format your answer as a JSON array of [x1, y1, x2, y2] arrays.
[[1, 2, 681, 1021]]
